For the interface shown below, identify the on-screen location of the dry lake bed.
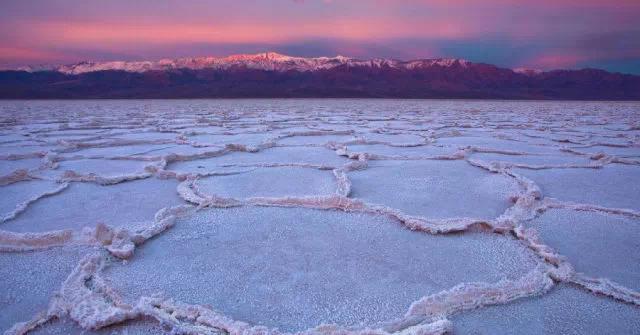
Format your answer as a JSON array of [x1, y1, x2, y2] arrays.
[[1, 99, 639, 334]]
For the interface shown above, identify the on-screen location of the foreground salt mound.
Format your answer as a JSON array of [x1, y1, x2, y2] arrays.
[[0, 246, 98, 330], [516, 164, 640, 211], [103, 206, 539, 332], [528, 209, 640, 291], [452, 285, 640, 334], [194, 167, 337, 198], [1, 178, 184, 233], [349, 160, 519, 220]]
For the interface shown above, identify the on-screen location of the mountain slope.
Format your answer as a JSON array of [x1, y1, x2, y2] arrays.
[[1, 52, 639, 99]]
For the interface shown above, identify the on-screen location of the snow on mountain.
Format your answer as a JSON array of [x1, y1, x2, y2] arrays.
[[17, 52, 476, 75], [513, 67, 543, 76]]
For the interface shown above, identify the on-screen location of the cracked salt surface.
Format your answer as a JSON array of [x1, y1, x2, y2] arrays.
[[0, 158, 42, 176], [1, 99, 639, 335], [195, 167, 337, 198], [349, 160, 519, 220], [0, 246, 98, 329], [103, 206, 539, 332], [516, 164, 640, 211], [452, 285, 640, 335], [527, 209, 640, 291], [469, 152, 592, 167], [346, 144, 457, 158], [2, 178, 183, 232], [168, 146, 350, 174], [54, 158, 151, 178], [1, 180, 65, 222], [28, 317, 166, 335], [277, 134, 358, 146], [572, 145, 640, 158], [434, 136, 560, 155]]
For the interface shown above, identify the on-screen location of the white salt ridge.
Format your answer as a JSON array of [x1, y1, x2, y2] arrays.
[[2, 99, 640, 334]]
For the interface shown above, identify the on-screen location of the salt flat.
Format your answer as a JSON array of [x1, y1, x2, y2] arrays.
[[0, 99, 639, 335]]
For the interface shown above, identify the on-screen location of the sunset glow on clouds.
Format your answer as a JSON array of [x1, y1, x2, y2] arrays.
[[1, 0, 639, 73]]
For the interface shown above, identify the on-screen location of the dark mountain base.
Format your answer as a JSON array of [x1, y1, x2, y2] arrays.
[[1, 65, 639, 100]]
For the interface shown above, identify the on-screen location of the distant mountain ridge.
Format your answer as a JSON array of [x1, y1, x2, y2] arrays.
[[17, 52, 474, 75], [1, 52, 639, 99]]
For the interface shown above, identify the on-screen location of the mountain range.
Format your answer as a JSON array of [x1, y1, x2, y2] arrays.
[[1, 52, 639, 99]]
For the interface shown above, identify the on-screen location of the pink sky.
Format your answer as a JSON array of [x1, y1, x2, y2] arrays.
[[1, 0, 638, 73]]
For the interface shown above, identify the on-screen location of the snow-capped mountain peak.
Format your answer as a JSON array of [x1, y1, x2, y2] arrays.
[[16, 52, 480, 75]]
